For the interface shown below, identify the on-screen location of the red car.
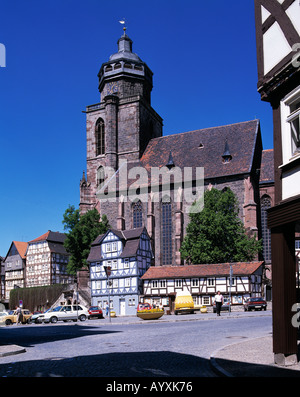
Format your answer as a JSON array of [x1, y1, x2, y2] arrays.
[[88, 306, 104, 319], [244, 297, 267, 311], [137, 303, 152, 311]]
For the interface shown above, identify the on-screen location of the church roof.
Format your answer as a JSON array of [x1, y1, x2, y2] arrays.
[[140, 119, 261, 180], [260, 149, 274, 184]]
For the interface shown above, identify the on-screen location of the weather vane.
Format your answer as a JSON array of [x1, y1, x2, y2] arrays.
[[119, 18, 127, 34]]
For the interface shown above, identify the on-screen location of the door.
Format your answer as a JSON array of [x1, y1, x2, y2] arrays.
[[120, 299, 126, 316]]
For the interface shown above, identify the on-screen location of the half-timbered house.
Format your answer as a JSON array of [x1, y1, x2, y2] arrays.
[[87, 227, 153, 316], [3, 241, 28, 301], [25, 231, 73, 287], [141, 262, 264, 313], [254, 0, 300, 365]]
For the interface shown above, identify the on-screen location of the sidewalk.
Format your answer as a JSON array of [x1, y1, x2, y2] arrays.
[[210, 335, 300, 377]]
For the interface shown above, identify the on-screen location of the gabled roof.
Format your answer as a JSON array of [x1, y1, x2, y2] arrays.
[[27, 231, 68, 255], [87, 227, 150, 263], [4, 241, 28, 261], [28, 231, 66, 244], [141, 262, 264, 280]]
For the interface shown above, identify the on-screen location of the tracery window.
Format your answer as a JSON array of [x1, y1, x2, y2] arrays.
[[261, 195, 272, 261], [95, 118, 105, 156], [161, 198, 172, 265], [132, 200, 143, 228]]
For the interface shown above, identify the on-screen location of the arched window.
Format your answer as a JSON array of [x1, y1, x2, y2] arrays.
[[161, 197, 172, 265], [95, 118, 105, 156], [132, 200, 143, 228], [261, 195, 272, 261]]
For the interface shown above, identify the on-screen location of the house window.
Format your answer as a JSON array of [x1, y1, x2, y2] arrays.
[[208, 278, 215, 286], [261, 195, 271, 261], [112, 260, 118, 270], [124, 258, 129, 268], [112, 242, 117, 252], [287, 98, 300, 156], [113, 279, 118, 288], [192, 279, 199, 287], [95, 118, 105, 156], [202, 296, 210, 305], [132, 200, 143, 228], [175, 279, 182, 288], [161, 198, 172, 265], [159, 280, 166, 288], [125, 278, 131, 287], [152, 280, 158, 288]]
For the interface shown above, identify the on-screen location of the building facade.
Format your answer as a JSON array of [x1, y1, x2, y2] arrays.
[[141, 262, 264, 312], [254, 0, 300, 365], [3, 241, 28, 301], [80, 30, 264, 267], [25, 231, 73, 287], [87, 227, 153, 316]]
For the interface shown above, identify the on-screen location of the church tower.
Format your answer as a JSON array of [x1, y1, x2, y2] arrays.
[[80, 29, 163, 213]]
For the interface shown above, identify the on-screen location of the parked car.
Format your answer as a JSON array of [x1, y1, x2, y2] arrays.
[[88, 306, 104, 319], [39, 305, 89, 323], [0, 309, 32, 325], [30, 310, 50, 324], [244, 297, 267, 311], [213, 299, 231, 313]]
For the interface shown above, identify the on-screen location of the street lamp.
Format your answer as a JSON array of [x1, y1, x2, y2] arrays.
[[104, 265, 111, 323]]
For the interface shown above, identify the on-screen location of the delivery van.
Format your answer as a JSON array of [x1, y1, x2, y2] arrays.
[[174, 291, 195, 315]]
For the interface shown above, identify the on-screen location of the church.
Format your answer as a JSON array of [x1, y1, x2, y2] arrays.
[[79, 27, 266, 267]]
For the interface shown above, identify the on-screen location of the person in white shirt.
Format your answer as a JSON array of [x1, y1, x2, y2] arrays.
[[214, 291, 224, 316]]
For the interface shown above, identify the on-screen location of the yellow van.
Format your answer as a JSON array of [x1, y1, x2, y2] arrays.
[[174, 291, 195, 315]]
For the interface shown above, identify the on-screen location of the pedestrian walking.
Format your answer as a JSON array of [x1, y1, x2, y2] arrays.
[[214, 291, 224, 316], [105, 301, 109, 316], [16, 306, 22, 324]]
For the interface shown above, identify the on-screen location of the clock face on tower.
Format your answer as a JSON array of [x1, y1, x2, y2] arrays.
[[106, 81, 119, 95]]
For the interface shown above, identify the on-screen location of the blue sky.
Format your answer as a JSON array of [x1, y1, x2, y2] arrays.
[[0, 0, 273, 256]]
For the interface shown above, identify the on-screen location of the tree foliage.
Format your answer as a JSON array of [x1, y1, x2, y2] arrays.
[[62, 206, 110, 274], [180, 188, 262, 264]]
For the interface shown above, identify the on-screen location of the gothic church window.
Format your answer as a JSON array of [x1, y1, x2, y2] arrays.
[[95, 118, 105, 156], [161, 198, 172, 265], [261, 195, 272, 262], [132, 200, 143, 228]]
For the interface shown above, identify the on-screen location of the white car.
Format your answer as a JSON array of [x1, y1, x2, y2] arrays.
[[39, 305, 89, 323]]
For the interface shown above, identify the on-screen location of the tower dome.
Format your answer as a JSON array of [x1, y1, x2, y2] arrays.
[[98, 31, 153, 103]]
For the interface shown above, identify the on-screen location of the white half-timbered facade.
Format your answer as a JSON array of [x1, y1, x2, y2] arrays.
[[87, 227, 153, 316], [255, 0, 300, 364], [141, 262, 264, 312]]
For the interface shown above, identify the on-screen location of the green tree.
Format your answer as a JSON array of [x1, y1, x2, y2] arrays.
[[180, 188, 262, 264], [62, 206, 110, 274]]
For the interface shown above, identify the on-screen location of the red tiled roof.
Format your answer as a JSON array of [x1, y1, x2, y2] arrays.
[[13, 241, 28, 259], [28, 231, 50, 243], [141, 262, 264, 280]]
